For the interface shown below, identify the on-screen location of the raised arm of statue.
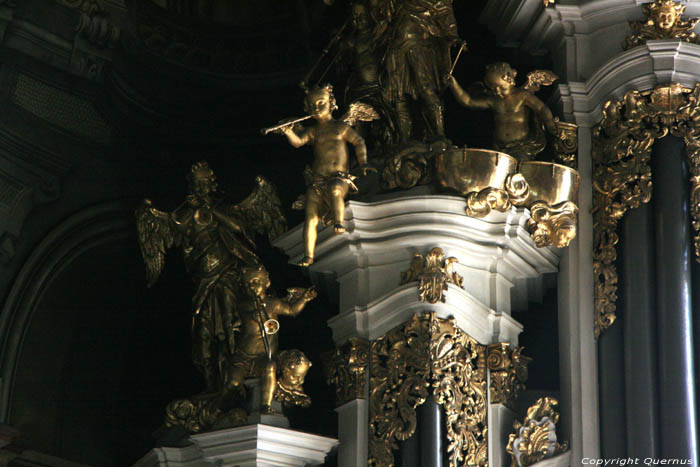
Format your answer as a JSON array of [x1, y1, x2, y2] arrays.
[[270, 287, 318, 318], [448, 75, 491, 109], [282, 125, 314, 148]]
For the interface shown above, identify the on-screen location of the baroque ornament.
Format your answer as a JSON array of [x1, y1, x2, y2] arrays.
[[507, 397, 568, 467], [592, 83, 700, 337], [323, 337, 370, 406], [400, 247, 464, 304], [369, 313, 487, 467], [487, 343, 531, 409], [553, 121, 579, 169], [624, 0, 700, 50]]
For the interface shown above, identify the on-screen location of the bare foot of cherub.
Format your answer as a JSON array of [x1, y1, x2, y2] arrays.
[[260, 405, 277, 415], [334, 224, 346, 234], [298, 256, 314, 267]]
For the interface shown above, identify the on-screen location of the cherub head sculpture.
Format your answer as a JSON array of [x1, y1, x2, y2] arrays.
[[241, 265, 271, 300], [187, 161, 218, 198], [304, 84, 338, 119], [484, 62, 517, 99], [277, 349, 312, 389], [645, 0, 684, 31]]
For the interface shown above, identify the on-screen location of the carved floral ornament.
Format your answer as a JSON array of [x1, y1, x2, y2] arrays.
[[368, 313, 488, 467], [400, 247, 464, 304], [592, 83, 700, 337], [507, 397, 568, 467], [487, 343, 531, 410]]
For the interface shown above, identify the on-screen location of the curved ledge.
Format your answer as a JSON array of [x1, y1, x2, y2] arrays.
[[561, 41, 700, 126], [327, 283, 523, 346]]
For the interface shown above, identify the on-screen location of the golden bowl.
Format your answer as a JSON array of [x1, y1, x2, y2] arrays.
[[435, 148, 518, 195], [518, 161, 580, 206]]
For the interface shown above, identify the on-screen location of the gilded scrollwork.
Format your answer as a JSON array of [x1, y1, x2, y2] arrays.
[[465, 187, 511, 218], [400, 248, 464, 304], [624, 0, 700, 50], [528, 201, 579, 249], [553, 121, 578, 169], [507, 397, 568, 467], [368, 313, 487, 467], [323, 337, 369, 406], [592, 83, 700, 337], [487, 343, 531, 409]]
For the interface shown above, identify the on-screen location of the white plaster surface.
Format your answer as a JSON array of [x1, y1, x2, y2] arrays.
[[335, 400, 368, 467], [275, 195, 560, 467], [132, 425, 338, 467], [488, 403, 518, 467], [274, 196, 559, 318]]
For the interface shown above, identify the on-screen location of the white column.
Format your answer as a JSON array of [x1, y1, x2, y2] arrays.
[[336, 400, 368, 467]]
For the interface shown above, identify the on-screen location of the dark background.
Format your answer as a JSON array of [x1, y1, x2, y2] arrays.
[[5, 1, 560, 465]]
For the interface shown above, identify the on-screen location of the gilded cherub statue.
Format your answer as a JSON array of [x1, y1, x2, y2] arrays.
[[273, 84, 376, 267], [625, 0, 700, 50], [224, 265, 317, 414], [448, 63, 559, 161], [136, 162, 286, 394]]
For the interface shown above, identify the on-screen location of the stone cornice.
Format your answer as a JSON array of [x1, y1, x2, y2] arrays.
[[558, 41, 700, 126]]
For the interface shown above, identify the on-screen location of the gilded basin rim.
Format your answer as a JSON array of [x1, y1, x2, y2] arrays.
[[518, 160, 581, 179], [442, 147, 518, 163]]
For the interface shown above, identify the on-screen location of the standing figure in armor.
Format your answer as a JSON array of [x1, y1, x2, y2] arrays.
[[380, 0, 460, 143]]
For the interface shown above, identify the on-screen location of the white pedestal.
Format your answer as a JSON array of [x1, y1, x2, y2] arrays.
[[133, 425, 338, 467], [275, 194, 561, 467]]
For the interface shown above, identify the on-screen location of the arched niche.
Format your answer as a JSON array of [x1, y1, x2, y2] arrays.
[[0, 202, 199, 466]]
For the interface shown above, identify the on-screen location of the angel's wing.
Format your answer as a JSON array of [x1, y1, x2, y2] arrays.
[[231, 176, 287, 243], [523, 70, 559, 93], [341, 101, 380, 127], [135, 199, 180, 287]]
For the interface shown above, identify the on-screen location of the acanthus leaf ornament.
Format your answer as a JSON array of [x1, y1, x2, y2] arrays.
[[368, 313, 487, 467], [487, 343, 531, 409], [323, 337, 369, 406], [507, 397, 568, 467], [592, 83, 700, 337], [400, 247, 464, 304]]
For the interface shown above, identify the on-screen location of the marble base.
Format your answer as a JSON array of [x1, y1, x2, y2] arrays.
[[134, 425, 338, 467]]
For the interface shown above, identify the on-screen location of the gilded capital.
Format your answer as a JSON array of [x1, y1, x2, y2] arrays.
[[487, 343, 531, 409], [322, 337, 369, 407]]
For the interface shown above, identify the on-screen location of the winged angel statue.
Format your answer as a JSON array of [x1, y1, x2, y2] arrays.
[[136, 162, 286, 396]]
